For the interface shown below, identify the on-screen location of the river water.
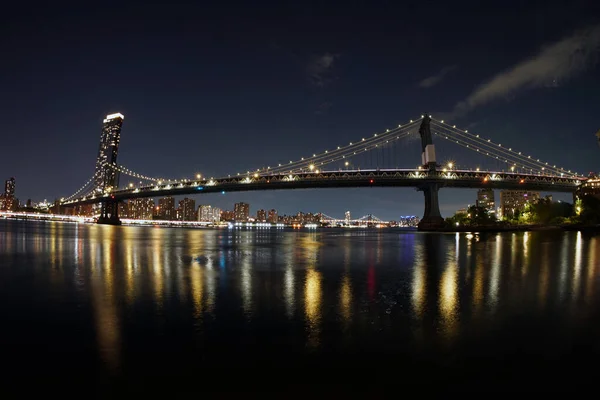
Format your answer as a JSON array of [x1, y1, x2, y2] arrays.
[[1, 220, 599, 393]]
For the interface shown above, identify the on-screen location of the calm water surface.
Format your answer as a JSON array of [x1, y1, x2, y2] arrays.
[[1, 220, 600, 392]]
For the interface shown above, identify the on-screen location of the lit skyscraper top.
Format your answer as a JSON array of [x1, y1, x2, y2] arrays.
[[94, 113, 124, 194]]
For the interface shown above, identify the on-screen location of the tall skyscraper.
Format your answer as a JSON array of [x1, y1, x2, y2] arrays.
[[157, 197, 176, 220], [345, 211, 351, 224], [476, 188, 495, 214], [256, 209, 267, 222], [234, 202, 250, 221], [500, 190, 540, 219], [94, 113, 124, 194], [179, 198, 196, 221], [268, 209, 278, 223], [2, 177, 16, 210]]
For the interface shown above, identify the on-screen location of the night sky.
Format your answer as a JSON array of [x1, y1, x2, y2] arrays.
[[2, 1, 600, 220]]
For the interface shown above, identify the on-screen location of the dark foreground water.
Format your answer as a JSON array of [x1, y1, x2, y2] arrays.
[[1, 220, 600, 393]]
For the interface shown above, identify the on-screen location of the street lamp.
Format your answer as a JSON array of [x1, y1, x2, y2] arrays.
[[196, 174, 202, 179], [447, 162, 454, 169], [309, 164, 315, 171]]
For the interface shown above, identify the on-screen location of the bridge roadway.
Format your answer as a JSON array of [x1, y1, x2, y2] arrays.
[[63, 169, 584, 206]]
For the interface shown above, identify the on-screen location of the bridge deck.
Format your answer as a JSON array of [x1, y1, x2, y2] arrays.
[[63, 169, 583, 206]]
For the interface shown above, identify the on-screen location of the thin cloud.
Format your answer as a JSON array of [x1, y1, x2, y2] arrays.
[[307, 53, 338, 87], [453, 25, 600, 116], [419, 65, 458, 88]]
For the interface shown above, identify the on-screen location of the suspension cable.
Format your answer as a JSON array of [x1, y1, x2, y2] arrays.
[[432, 123, 564, 174], [431, 119, 578, 177], [64, 176, 95, 200], [238, 117, 423, 176]]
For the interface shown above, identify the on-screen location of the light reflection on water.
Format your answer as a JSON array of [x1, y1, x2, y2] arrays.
[[2, 220, 600, 378]]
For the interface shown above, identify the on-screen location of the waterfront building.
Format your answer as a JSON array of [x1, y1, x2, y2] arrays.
[[129, 198, 155, 219], [256, 209, 267, 222], [578, 174, 600, 200], [500, 190, 540, 219], [476, 188, 495, 214], [234, 202, 250, 221], [178, 198, 196, 221], [268, 209, 278, 223], [221, 210, 235, 221], [212, 207, 221, 223], [198, 205, 212, 222], [1, 177, 16, 210], [118, 202, 129, 218], [157, 197, 176, 220]]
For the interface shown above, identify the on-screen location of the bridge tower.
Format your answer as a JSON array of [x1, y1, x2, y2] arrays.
[[95, 113, 124, 225], [417, 114, 444, 230]]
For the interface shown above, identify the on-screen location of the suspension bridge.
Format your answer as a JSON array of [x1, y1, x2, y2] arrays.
[[59, 113, 588, 230]]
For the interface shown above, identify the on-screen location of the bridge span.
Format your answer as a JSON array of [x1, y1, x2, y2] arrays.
[[58, 112, 588, 230], [63, 168, 582, 206]]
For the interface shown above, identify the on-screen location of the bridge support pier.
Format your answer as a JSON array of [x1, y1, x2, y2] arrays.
[[417, 183, 445, 231], [97, 201, 122, 225]]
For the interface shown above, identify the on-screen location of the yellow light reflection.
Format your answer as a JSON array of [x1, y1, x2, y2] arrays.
[[439, 256, 458, 342], [89, 226, 121, 373], [304, 268, 322, 348], [152, 243, 164, 310], [522, 232, 530, 277], [339, 274, 352, 323], [572, 232, 583, 303], [190, 264, 204, 320], [124, 230, 135, 306]]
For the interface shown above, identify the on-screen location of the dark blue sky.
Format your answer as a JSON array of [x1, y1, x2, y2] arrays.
[[2, 1, 600, 220]]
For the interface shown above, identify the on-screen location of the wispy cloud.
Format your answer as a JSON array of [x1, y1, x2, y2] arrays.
[[419, 65, 458, 88], [452, 25, 600, 116], [307, 53, 338, 87]]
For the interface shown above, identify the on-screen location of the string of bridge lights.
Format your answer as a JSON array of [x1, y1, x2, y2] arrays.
[[433, 132, 559, 175], [230, 117, 423, 177], [431, 118, 579, 177], [431, 124, 570, 176], [64, 176, 95, 201], [258, 129, 415, 175], [106, 163, 178, 184], [432, 128, 559, 175]]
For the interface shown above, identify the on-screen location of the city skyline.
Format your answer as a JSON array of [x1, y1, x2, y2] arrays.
[[2, 2, 600, 221]]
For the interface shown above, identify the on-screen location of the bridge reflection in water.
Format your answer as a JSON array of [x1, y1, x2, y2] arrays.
[[1, 220, 600, 383]]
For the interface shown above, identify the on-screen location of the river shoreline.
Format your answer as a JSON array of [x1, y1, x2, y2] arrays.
[[428, 224, 600, 233]]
